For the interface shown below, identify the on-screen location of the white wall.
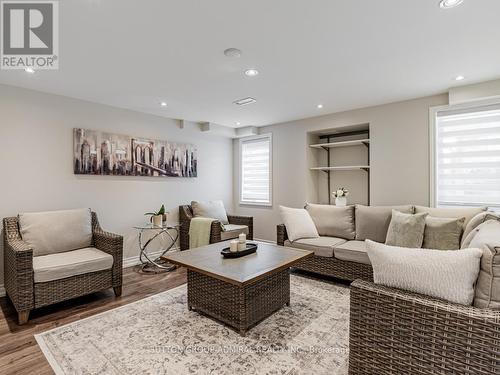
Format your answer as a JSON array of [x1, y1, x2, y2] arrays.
[[234, 94, 449, 241], [0, 84, 234, 287]]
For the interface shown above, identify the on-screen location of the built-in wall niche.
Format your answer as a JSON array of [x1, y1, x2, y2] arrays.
[[309, 124, 370, 205]]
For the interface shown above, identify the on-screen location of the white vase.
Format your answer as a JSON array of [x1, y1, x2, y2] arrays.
[[335, 197, 347, 206], [152, 215, 163, 227]]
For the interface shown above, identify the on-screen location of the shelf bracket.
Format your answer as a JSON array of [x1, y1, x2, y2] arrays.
[[362, 141, 370, 148], [321, 146, 329, 151], [361, 167, 370, 172]]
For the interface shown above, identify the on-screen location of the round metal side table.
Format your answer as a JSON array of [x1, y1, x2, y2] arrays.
[[134, 223, 180, 273]]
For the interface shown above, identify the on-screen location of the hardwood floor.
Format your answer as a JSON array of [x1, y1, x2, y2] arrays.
[[0, 266, 187, 375]]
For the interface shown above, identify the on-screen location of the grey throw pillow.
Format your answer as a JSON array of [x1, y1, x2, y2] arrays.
[[385, 210, 428, 248], [422, 216, 465, 250]]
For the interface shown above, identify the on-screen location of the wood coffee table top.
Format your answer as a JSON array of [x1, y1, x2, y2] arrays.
[[162, 241, 313, 286]]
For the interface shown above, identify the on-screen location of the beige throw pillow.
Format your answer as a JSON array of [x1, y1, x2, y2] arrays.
[[355, 205, 414, 243], [474, 244, 500, 309], [366, 240, 482, 305], [461, 212, 500, 248], [385, 210, 427, 248], [422, 216, 465, 250], [305, 203, 355, 239], [279, 206, 319, 242], [191, 200, 229, 225]]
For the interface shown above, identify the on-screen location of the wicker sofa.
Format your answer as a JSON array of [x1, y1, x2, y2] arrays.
[[278, 203, 500, 373], [179, 205, 253, 250], [3, 210, 123, 324]]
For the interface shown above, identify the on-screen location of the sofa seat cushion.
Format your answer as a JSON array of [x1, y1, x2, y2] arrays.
[[33, 247, 114, 283], [284, 236, 346, 257], [221, 224, 249, 241], [19, 208, 93, 257], [334, 240, 371, 265]]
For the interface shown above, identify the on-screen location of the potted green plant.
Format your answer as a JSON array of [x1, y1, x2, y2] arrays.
[[145, 204, 167, 227]]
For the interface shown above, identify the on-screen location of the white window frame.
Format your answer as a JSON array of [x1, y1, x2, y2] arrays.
[[429, 98, 500, 208], [239, 133, 273, 207]]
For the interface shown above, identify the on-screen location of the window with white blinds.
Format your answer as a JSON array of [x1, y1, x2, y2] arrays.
[[434, 103, 500, 210], [239, 134, 272, 205]]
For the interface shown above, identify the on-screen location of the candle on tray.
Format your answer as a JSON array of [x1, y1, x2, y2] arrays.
[[238, 233, 246, 243], [237, 241, 246, 251], [229, 240, 239, 252]]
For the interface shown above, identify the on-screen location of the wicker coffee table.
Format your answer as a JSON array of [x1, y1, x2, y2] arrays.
[[162, 241, 312, 335]]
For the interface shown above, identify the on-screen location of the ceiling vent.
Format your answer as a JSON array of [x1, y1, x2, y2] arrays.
[[233, 97, 257, 106]]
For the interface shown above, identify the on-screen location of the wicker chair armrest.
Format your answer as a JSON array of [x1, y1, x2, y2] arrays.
[[4, 239, 34, 312], [349, 279, 500, 375], [277, 224, 288, 246], [227, 215, 253, 240], [93, 228, 123, 255], [210, 220, 222, 243]]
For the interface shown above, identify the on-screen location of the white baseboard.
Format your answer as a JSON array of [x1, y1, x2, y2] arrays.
[[0, 248, 180, 298], [122, 247, 180, 268]]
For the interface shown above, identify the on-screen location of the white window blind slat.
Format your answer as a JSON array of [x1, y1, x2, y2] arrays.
[[435, 105, 500, 210], [240, 135, 272, 205]]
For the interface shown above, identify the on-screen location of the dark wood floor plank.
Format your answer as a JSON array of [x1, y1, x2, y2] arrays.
[[0, 266, 187, 375]]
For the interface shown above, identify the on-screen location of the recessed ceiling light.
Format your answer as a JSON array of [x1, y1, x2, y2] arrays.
[[160, 101, 167, 107], [317, 104, 323, 109], [224, 48, 242, 58], [236, 122, 241, 126], [244, 69, 259, 77], [25, 67, 35, 74], [439, 0, 464, 9], [455, 75, 465, 81]]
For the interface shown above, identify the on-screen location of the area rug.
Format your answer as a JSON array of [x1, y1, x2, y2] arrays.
[[35, 275, 350, 375]]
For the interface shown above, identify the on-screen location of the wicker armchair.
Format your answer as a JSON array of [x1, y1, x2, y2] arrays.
[[179, 205, 253, 250], [3, 212, 123, 325], [349, 279, 500, 375], [277, 224, 373, 282]]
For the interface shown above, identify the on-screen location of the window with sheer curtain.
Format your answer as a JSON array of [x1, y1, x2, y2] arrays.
[[239, 134, 272, 206], [433, 103, 500, 210]]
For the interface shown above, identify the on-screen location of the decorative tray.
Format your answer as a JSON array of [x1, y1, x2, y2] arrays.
[[221, 243, 258, 258]]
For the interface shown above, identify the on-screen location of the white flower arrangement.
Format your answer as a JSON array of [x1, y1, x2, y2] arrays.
[[332, 187, 349, 198]]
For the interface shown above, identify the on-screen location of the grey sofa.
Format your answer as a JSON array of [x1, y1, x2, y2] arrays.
[[277, 203, 486, 282]]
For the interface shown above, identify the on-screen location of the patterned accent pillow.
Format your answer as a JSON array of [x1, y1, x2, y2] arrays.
[[422, 216, 465, 250], [385, 210, 427, 248], [366, 240, 482, 305]]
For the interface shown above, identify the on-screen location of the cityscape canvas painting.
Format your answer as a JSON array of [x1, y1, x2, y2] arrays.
[[73, 128, 197, 177]]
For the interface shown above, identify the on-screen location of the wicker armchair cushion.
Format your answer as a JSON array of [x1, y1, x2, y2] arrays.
[[191, 200, 229, 225], [474, 243, 500, 309], [414, 205, 487, 229], [284, 236, 345, 257], [279, 206, 319, 242], [220, 224, 248, 241], [366, 240, 482, 305], [19, 208, 92, 256], [355, 205, 414, 242], [305, 203, 355, 239], [33, 247, 114, 283]]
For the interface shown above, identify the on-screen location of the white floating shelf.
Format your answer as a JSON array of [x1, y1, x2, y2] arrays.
[[309, 139, 370, 149], [310, 166, 370, 171]]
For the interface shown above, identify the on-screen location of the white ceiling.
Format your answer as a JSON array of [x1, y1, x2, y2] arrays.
[[1, 0, 500, 128]]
